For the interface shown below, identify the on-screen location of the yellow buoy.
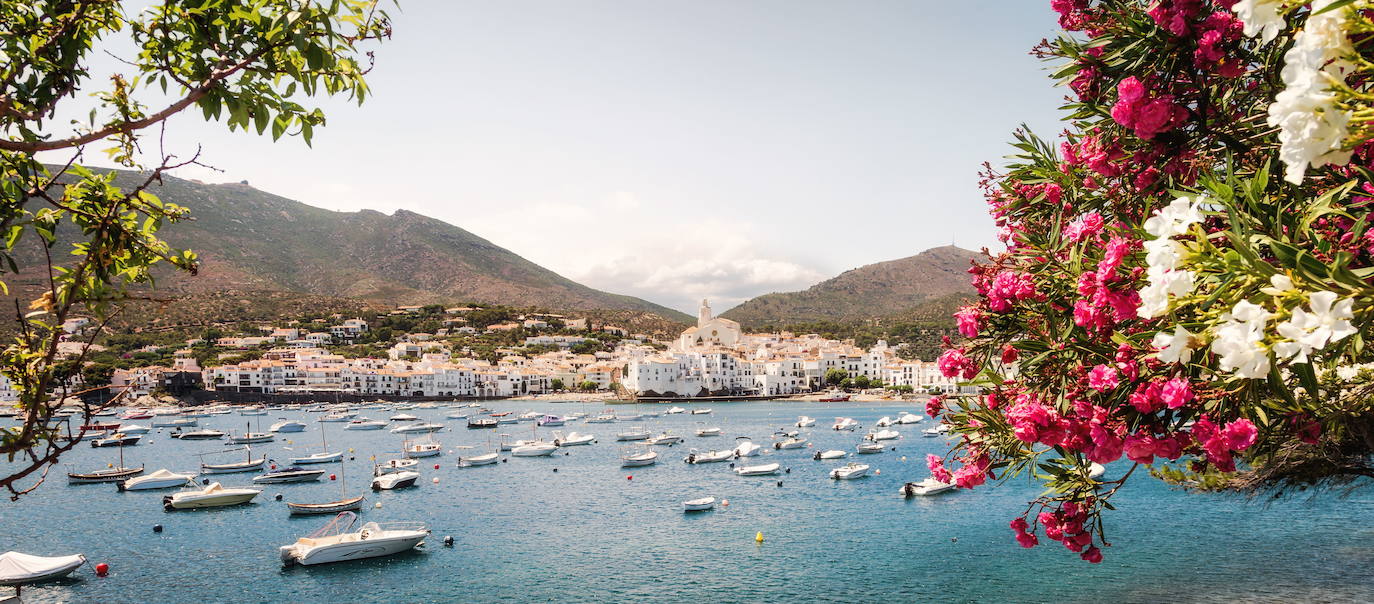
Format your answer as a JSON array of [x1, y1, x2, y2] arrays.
[[755, 531, 764, 543]]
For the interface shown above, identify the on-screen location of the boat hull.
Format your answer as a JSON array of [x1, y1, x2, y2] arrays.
[[284, 532, 427, 566], [163, 491, 260, 510]]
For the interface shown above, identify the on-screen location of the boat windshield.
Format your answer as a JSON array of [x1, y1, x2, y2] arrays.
[[308, 511, 359, 539]]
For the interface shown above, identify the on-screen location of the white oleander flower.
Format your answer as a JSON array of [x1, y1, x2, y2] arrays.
[[1137, 270, 1195, 319], [1260, 274, 1295, 296], [1153, 326, 1196, 364], [1268, 0, 1356, 184], [1144, 238, 1183, 273], [1274, 291, 1357, 362], [1232, 0, 1287, 43], [1211, 300, 1274, 379], [1143, 197, 1205, 239], [1136, 196, 1205, 318]]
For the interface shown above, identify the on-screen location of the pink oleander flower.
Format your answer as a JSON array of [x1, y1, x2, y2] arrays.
[[1129, 380, 1163, 413], [926, 453, 952, 483], [987, 271, 1039, 312], [1064, 211, 1104, 242], [937, 348, 978, 380], [1087, 364, 1119, 391], [1001, 344, 1019, 364], [1081, 545, 1104, 564], [955, 305, 982, 339], [1124, 432, 1156, 464], [1088, 423, 1124, 464], [1016, 531, 1039, 548], [926, 395, 943, 418], [1159, 377, 1194, 409], [1098, 236, 1134, 276], [1223, 418, 1258, 451], [953, 454, 991, 489]]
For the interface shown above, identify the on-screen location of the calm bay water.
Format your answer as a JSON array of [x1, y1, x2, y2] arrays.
[[3, 400, 1372, 603]]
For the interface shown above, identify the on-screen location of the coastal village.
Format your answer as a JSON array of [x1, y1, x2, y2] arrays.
[[23, 300, 966, 403]]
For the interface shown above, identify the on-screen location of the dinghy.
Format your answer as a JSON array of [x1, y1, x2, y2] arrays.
[[682, 497, 716, 512], [734, 462, 781, 476], [620, 449, 658, 467], [0, 552, 86, 585], [286, 496, 366, 516], [683, 449, 734, 464], [813, 449, 847, 460], [552, 431, 594, 446]]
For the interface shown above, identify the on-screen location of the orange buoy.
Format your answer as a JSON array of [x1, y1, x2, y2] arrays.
[[329, 474, 336, 481], [626, 475, 633, 480], [434, 464, 440, 470], [95, 562, 109, 577]]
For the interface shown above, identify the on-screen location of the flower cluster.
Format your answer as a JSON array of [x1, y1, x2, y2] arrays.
[[1137, 197, 1203, 318]]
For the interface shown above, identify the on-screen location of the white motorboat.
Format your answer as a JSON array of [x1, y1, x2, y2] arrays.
[[832, 417, 860, 431], [371, 469, 420, 490], [695, 427, 723, 437], [163, 482, 262, 510], [1089, 463, 1106, 479], [813, 449, 847, 460], [829, 462, 870, 480], [645, 432, 683, 446], [922, 425, 950, 437], [615, 413, 643, 422], [391, 423, 443, 434], [344, 419, 387, 430], [405, 441, 443, 458], [683, 449, 734, 464], [153, 418, 197, 429], [239, 408, 268, 416], [537, 415, 566, 427], [773, 437, 807, 450], [319, 412, 356, 422], [445, 411, 471, 420], [796, 416, 816, 427], [279, 512, 428, 566], [552, 431, 595, 446], [456, 447, 499, 467], [901, 478, 957, 497], [119, 468, 196, 491], [584, 414, 616, 424], [389, 414, 419, 422], [615, 428, 651, 441], [690, 408, 712, 415], [291, 451, 344, 465], [230, 432, 274, 444], [733, 437, 762, 458], [875, 416, 894, 427], [895, 412, 924, 424], [254, 466, 327, 484], [118, 424, 150, 434], [0, 551, 86, 585], [734, 462, 780, 476], [518, 411, 542, 422], [375, 458, 419, 474], [621, 449, 659, 467], [174, 429, 225, 440], [665, 406, 687, 414], [510, 441, 558, 457], [270, 420, 307, 433], [856, 442, 886, 454], [866, 429, 900, 441], [91, 433, 141, 448], [683, 497, 716, 512]]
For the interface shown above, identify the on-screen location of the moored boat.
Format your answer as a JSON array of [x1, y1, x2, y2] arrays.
[[163, 482, 261, 510], [253, 466, 327, 484], [279, 512, 428, 566], [270, 420, 307, 433], [734, 462, 781, 476], [829, 462, 870, 480], [0, 551, 86, 585], [683, 496, 716, 512], [773, 437, 807, 450], [68, 465, 144, 484], [901, 478, 957, 497], [371, 469, 420, 490], [621, 449, 659, 467], [119, 468, 196, 491], [683, 449, 734, 464], [813, 449, 847, 460]]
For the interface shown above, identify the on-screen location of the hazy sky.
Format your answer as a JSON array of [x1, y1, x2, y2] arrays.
[[58, 2, 1066, 314]]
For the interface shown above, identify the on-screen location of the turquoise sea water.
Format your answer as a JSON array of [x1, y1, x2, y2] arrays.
[[3, 400, 1373, 603]]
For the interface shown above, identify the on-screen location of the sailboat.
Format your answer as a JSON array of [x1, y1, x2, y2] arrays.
[[286, 458, 365, 515], [199, 445, 267, 474], [230, 417, 273, 444], [290, 416, 343, 465], [67, 440, 144, 484]]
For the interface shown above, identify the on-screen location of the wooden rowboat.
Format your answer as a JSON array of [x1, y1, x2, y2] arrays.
[[67, 465, 144, 484], [286, 495, 366, 516]]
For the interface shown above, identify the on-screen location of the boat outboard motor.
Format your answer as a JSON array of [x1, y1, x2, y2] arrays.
[[812, 451, 821, 460]]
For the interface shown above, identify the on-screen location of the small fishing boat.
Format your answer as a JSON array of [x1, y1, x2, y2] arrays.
[[253, 466, 326, 484], [856, 442, 886, 454], [91, 433, 141, 448], [456, 446, 499, 467], [279, 512, 428, 566], [511, 441, 558, 457], [239, 408, 268, 416], [405, 440, 443, 458], [174, 429, 225, 440], [270, 420, 307, 433], [152, 418, 197, 429], [690, 408, 713, 415], [291, 451, 344, 465], [1089, 463, 1106, 480], [376, 458, 419, 474], [163, 482, 262, 510], [616, 428, 651, 441], [446, 410, 471, 420], [615, 413, 643, 422], [318, 412, 356, 422], [200, 446, 267, 474], [665, 407, 687, 414], [901, 478, 957, 497], [829, 462, 870, 480], [733, 437, 762, 458], [796, 416, 816, 427], [230, 432, 274, 444], [683, 497, 716, 512], [683, 449, 734, 464], [922, 425, 950, 437], [388, 413, 418, 422], [875, 416, 894, 427], [120, 410, 152, 420], [371, 469, 420, 491], [734, 462, 781, 476], [391, 422, 443, 434], [68, 464, 144, 484], [119, 469, 196, 491], [552, 431, 594, 446], [813, 449, 847, 460], [467, 418, 498, 429], [645, 432, 683, 446], [0, 551, 87, 585], [518, 411, 542, 422], [286, 495, 366, 516], [818, 391, 850, 402], [118, 424, 150, 434], [773, 437, 807, 450], [621, 449, 659, 467], [584, 414, 616, 424], [695, 426, 723, 437], [832, 417, 860, 431]]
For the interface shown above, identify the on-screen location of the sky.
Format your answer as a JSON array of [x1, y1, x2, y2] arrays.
[[50, 1, 1066, 314]]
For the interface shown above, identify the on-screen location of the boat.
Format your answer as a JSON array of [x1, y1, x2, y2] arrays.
[[683, 449, 734, 464], [734, 462, 781, 476], [645, 432, 683, 446], [620, 449, 659, 467], [615, 428, 651, 441], [832, 417, 860, 431], [866, 429, 900, 441], [615, 413, 642, 422], [389, 414, 419, 422], [819, 391, 850, 402], [319, 412, 356, 422], [690, 408, 712, 415], [517, 411, 541, 422], [270, 420, 307, 433], [152, 418, 197, 428], [901, 478, 957, 497], [375, 458, 419, 474], [467, 418, 498, 429], [120, 410, 152, 420], [774, 428, 800, 438], [733, 437, 762, 458], [118, 424, 150, 434], [68, 464, 143, 484], [456, 446, 499, 467], [371, 468, 420, 491], [253, 466, 326, 484], [695, 426, 723, 437], [813, 449, 847, 460], [230, 432, 274, 444], [875, 416, 894, 427], [163, 482, 262, 510], [510, 441, 558, 457], [200, 446, 267, 474], [0, 551, 86, 585], [391, 422, 443, 434], [344, 419, 387, 431], [1088, 463, 1106, 479], [445, 410, 471, 420], [856, 442, 886, 454], [119, 468, 196, 491], [286, 495, 366, 516], [405, 440, 443, 458], [682, 497, 716, 512], [584, 414, 616, 424], [665, 407, 687, 414], [91, 433, 141, 448], [537, 415, 566, 427], [552, 431, 594, 446], [922, 425, 951, 437], [174, 429, 225, 440], [239, 408, 268, 416], [796, 416, 816, 427], [279, 512, 428, 566], [291, 451, 344, 465], [895, 412, 924, 424], [773, 437, 807, 450], [829, 462, 870, 480]]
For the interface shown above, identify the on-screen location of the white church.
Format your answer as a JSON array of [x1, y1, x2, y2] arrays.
[[677, 299, 741, 351]]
